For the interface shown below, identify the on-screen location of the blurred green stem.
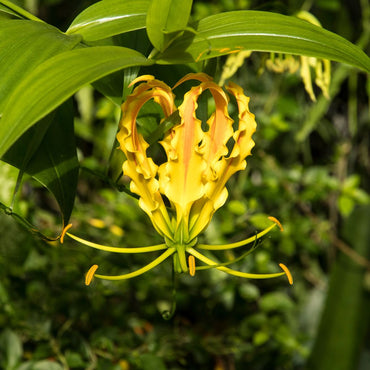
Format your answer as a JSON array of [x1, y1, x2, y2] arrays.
[[307, 205, 370, 369]]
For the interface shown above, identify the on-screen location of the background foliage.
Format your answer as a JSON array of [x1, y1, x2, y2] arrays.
[[0, 0, 369, 369]]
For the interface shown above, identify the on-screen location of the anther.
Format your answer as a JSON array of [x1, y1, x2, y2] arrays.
[[279, 263, 293, 285], [268, 216, 284, 231], [60, 223, 73, 244], [188, 255, 196, 277], [85, 264, 99, 286]]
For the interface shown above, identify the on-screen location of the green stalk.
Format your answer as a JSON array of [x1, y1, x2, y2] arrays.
[[0, 0, 44, 22]]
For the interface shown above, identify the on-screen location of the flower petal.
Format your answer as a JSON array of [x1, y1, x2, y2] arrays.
[[158, 83, 207, 230], [189, 82, 257, 238], [117, 78, 175, 238]]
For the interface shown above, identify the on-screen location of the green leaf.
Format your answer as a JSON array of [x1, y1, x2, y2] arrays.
[[146, 0, 193, 52], [139, 354, 167, 370], [2, 100, 78, 226], [92, 30, 151, 104], [0, 3, 22, 18], [0, 329, 23, 370], [0, 19, 82, 114], [155, 11, 370, 72], [0, 46, 153, 158], [0, 0, 44, 21], [66, 0, 149, 42]]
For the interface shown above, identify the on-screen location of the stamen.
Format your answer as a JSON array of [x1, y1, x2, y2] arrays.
[[268, 216, 284, 231], [93, 248, 175, 281], [198, 222, 277, 250], [66, 232, 167, 253], [60, 223, 73, 244], [188, 248, 287, 281], [85, 264, 98, 286], [279, 263, 293, 285], [188, 255, 196, 276]]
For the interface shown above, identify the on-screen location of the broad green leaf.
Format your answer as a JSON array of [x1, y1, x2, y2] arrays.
[[66, 0, 149, 42], [2, 111, 53, 208], [91, 30, 151, 104], [146, 0, 193, 52], [0, 20, 82, 114], [2, 100, 78, 226], [155, 11, 370, 72], [0, 46, 153, 158]]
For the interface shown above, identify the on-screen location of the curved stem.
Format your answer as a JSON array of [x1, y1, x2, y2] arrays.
[[94, 248, 176, 280], [66, 232, 167, 253], [1, 0, 45, 22], [187, 247, 287, 280]]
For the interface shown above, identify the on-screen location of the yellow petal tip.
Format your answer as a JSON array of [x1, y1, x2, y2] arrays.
[[60, 223, 73, 244], [279, 263, 293, 285], [128, 74, 154, 87], [85, 264, 99, 286]]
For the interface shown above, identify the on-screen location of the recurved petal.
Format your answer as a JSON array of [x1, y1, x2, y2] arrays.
[[117, 78, 176, 238], [202, 82, 234, 167], [172, 72, 213, 89], [159, 83, 207, 223], [189, 82, 257, 237]]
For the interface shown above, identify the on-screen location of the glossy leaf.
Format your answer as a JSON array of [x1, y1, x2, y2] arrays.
[[2, 100, 78, 226], [146, 0, 193, 52], [0, 20, 82, 114], [0, 0, 44, 21], [91, 30, 151, 104], [155, 11, 370, 72], [0, 4, 22, 18], [66, 0, 149, 42], [0, 46, 153, 158]]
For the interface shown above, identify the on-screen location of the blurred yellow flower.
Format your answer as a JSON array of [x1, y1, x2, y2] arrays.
[[266, 11, 331, 101], [61, 73, 292, 286]]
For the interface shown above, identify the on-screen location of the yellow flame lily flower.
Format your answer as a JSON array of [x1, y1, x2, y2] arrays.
[[265, 11, 331, 101], [61, 73, 292, 286]]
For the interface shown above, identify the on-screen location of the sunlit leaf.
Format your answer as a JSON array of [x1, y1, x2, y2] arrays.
[[0, 19, 82, 114], [146, 0, 193, 51], [0, 46, 153, 158], [66, 0, 149, 42], [91, 30, 151, 104], [155, 11, 370, 73]]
